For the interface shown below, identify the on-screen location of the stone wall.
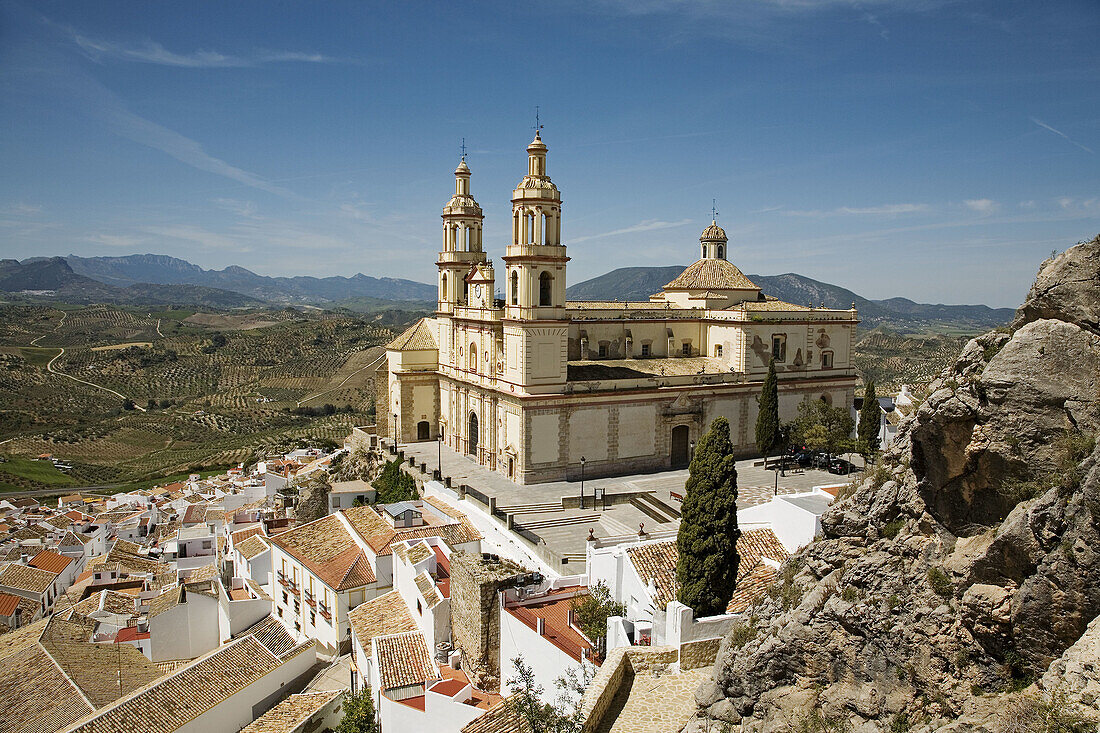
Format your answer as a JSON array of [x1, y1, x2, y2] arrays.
[[580, 646, 679, 733], [448, 550, 527, 691], [680, 637, 721, 671]]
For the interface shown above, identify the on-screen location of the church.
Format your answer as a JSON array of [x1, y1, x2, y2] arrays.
[[376, 132, 859, 484]]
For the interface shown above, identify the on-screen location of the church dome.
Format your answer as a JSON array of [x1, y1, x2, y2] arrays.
[[454, 158, 470, 175], [527, 132, 547, 152], [700, 220, 727, 242]]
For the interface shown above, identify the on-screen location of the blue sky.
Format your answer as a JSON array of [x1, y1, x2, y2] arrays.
[[1, 1, 1098, 308]]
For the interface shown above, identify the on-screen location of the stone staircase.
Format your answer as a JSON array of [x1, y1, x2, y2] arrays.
[[629, 492, 680, 524]]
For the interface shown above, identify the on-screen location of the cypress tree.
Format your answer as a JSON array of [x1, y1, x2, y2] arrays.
[[858, 381, 882, 460], [755, 358, 780, 459], [676, 417, 740, 617]]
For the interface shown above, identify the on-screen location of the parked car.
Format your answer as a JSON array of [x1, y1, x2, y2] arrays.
[[829, 458, 861, 475], [812, 453, 832, 470]]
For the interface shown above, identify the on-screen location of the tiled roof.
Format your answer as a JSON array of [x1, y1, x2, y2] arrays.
[[0, 644, 94, 733], [726, 562, 779, 614], [60, 531, 85, 547], [460, 695, 532, 733], [231, 525, 264, 546], [233, 615, 299, 658], [625, 541, 678, 608], [64, 636, 297, 733], [103, 545, 167, 576], [663, 259, 759, 291], [268, 514, 376, 591], [386, 318, 437, 351], [0, 593, 19, 617], [147, 587, 183, 618], [342, 504, 480, 557], [0, 562, 57, 594], [626, 529, 787, 609], [39, 617, 162, 709], [374, 631, 438, 691], [45, 515, 73, 530], [240, 690, 342, 733], [414, 571, 443, 609], [236, 534, 270, 560], [349, 590, 417, 647], [184, 563, 219, 585], [741, 299, 814, 312], [29, 550, 74, 575], [406, 541, 433, 566]]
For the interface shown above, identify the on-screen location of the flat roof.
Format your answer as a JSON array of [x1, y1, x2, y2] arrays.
[[781, 494, 832, 516]]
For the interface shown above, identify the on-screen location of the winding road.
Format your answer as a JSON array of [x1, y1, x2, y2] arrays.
[[296, 350, 385, 407], [45, 347, 146, 411]]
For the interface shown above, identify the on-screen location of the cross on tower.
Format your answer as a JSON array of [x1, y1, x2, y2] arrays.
[[461, 138, 467, 160], [533, 106, 544, 135], [711, 199, 719, 222]]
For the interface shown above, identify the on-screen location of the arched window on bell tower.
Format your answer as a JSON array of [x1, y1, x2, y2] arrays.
[[441, 273, 448, 301], [510, 271, 519, 306], [539, 271, 552, 306]]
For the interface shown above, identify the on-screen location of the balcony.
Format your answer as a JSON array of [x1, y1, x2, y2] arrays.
[[319, 603, 332, 621], [304, 590, 316, 608]]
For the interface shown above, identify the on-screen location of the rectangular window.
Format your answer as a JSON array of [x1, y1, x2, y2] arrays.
[[772, 335, 787, 362], [640, 343, 651, 357], [822, 351, 834, 369], [598, 343, 608, 358], [714, 345, 723, 357], [310, 610, 316, 626], [682, 342, 691, 356], [282, 591, 288, 604]]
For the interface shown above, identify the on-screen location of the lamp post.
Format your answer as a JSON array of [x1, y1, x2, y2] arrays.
[[435, 433, 442, 481], [689, 439, 695, 463], [579, 456, 586, 510], [392, 413, 398, 453]]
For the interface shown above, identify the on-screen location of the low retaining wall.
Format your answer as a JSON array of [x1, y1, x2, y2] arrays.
[[580, 646, 678, 733]]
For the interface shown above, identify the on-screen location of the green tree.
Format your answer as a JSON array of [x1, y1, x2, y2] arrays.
[[857, 381, 882, 460], [371, 460, 418, 504], [570, 580, 625, 654], [789, 398, 855, 459], [507, 656, 588, 733], [676, 417, 741, 617], [337, 688, 380, 733], [755, 358, 781, 462]]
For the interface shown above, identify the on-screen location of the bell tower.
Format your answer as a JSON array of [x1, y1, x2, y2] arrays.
[[438, 155, 487, 314], [699, 220, 728, 261], [503, 131, 567, 320], [502, 131, 569, 388]]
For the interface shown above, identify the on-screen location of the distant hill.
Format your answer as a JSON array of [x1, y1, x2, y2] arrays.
[[566, 266, 1015, 332], [0, 257, 263, 308], [65, 254, 436, 304]]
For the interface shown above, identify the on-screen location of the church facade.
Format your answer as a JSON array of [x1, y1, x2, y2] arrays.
[[376, 133, 859, 484]]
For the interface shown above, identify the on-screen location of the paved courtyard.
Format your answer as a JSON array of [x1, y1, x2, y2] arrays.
[[597, 667, 712, 733], [397, 440, 860, 562]]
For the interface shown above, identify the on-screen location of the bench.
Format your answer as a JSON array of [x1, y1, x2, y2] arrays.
[[669, 491, 684, 502]]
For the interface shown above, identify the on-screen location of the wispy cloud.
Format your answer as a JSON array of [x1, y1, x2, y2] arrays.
[[1030, 117, 1094, 154], [571, 218, 692, 243], [213, 198, 262, 219], [964, 198, 999, 214], [1, 202, 44, 216], [782, 203, 930, 217], [86, 233, 147, 248], [70, 32, 334, 68]]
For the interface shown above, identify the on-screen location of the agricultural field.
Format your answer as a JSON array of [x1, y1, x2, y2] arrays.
[[0, 302, 396, 486], [852, 327, 975, 393]]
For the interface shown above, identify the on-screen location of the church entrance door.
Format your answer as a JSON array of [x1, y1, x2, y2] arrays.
[[417, 421, 430, 441], [468, 412, 479, 457], [670, 425, 690, 468]]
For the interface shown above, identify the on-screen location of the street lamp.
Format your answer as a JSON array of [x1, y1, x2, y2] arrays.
[[392, 413, 398, 452], [435, 433, 442, 481], [689, 439, 695, 463], [579, 456, 586, 510]]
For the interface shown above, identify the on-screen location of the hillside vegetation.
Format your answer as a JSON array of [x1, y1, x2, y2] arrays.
[[0, 302, 395, 489]]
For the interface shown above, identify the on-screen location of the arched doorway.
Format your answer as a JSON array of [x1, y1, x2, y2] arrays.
[[417, 421, 430, 441], [671, 425, 690, 468], [468, 412, 479, 457]]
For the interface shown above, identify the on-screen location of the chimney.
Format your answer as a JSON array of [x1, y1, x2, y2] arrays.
[[536, 617, 545, 636]]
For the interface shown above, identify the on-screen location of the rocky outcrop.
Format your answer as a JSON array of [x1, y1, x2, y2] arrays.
[[686, 236, 1100, 732]]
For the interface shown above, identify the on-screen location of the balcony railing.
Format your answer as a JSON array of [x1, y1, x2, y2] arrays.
[[304, 590, 316, 607], [319, 603, 332, 621]]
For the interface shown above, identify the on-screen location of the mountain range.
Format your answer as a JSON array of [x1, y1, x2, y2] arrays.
[[1, 254, 1014, 331]]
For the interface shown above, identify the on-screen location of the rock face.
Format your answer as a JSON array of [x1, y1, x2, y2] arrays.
[[687, 237, 1100, 732]]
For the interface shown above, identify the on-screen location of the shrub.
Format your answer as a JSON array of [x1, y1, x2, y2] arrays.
[[788, 708, 853, 733], [727, 619, 758, 650], [993, 689, 1096, 733], [889, 712, 912, 733], [927, 568, 953, 599], [841, 586, 859, 603], [882, 518, 905, 539], [887, 594, 901, 611]]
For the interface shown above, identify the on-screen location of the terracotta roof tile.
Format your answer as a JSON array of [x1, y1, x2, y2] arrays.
[[0, 593, 19, 617], [663, 259, 759, 292], [349, 590, 417, 648], [726, 562, 779, 614], [240, 690, 342, 733], [0, 562, 57, 594], [29, 550, 74, 575], [236, 534, 270, 560], [386, 319, 437, 351], [460, 695, 532, 733], [374, 631, 438, 691]]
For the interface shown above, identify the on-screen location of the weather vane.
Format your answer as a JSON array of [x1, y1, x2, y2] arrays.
[[534, 106, 543, 135], [712, 199, 719, 222], [461, 137, 466, 159]]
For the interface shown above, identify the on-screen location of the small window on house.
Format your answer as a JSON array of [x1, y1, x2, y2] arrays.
[[282, 591, 288, 604], [821, 350, 834, 369], [772, 335, 787, 362], [598, 343, 608, 358], [640, 343, 651, 357], [714, 345, 723, 357], [202, 540, 211, 549], [682, 342, 691, 356], [310, 610, 316, 626]]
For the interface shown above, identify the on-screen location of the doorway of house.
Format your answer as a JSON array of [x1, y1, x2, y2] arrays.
[[671, 425, 690, 468], [468, 412, 479, 456], [417, 421, 430, 441]]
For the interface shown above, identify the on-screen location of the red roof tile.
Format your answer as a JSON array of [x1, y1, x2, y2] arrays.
[[29, 550, 74, 575], [0, 592, 19, 617]]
